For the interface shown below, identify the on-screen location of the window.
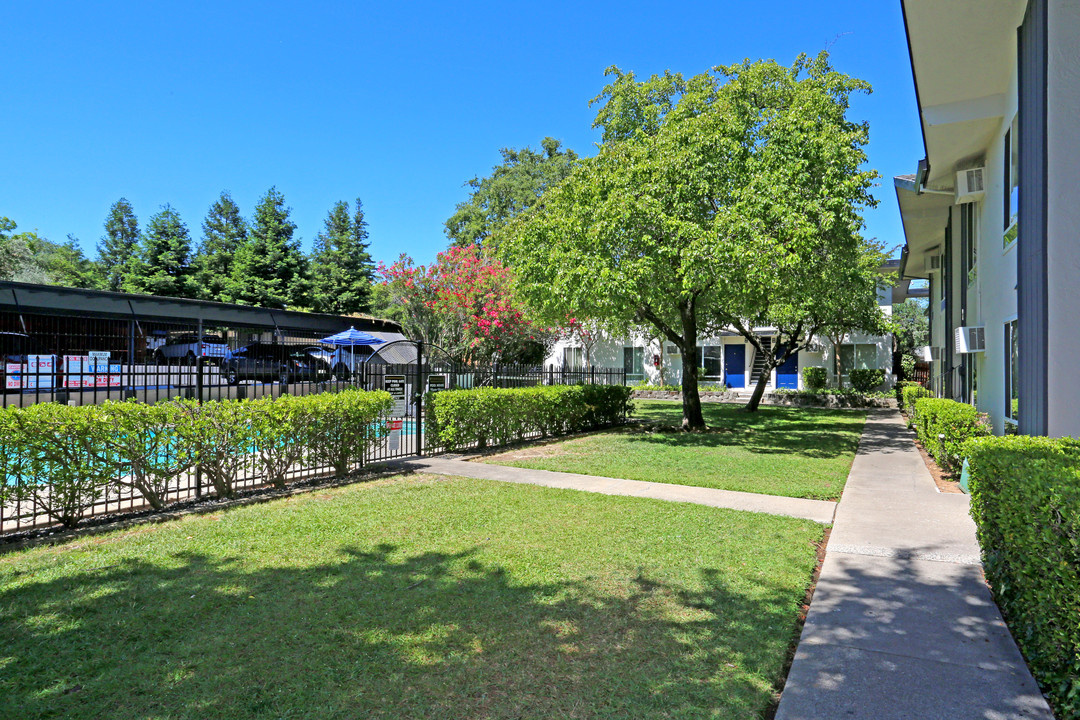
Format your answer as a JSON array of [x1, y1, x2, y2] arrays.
[[700, 345, 722, 378], [839, 343, 879, 376], [1004, 320, 1019, 423], [563, 347, 583, 371], [1004, 117, 1019, 248], [623, 346, 645, 382]]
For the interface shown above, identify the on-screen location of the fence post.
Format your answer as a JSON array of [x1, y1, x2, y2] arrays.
[[415, 341, 424, 457]]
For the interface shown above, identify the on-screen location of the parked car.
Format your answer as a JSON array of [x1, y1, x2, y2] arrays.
[[153, 334, 230, 366], [221, 343, 332, 385]]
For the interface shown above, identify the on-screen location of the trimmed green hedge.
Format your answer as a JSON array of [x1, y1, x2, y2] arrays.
[[898, 382, 932, 418], [848, 368, 885, 393], [428, 385, 632, 451], [802, 366, 827, 392], [911, 398, 991, 473], [0, 388, 392, 527], [965, 436, 1080, 718]]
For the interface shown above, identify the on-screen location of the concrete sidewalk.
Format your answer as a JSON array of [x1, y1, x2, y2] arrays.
[[775, 409, 1052, 720], [388, 455, 837, 524]]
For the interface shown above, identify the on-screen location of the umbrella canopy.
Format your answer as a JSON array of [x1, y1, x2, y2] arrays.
[[319, 327, 386, 346]]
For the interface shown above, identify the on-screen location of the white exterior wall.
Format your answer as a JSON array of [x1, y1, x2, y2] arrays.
[[1046, 0, 1080, 437]]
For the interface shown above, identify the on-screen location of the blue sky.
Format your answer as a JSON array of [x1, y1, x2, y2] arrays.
[[1, 1, 921, 268]]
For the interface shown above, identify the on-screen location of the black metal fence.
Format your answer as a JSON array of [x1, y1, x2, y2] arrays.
[[1, 306, 625, 535]]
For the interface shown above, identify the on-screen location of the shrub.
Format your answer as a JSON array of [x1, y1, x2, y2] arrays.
[[97, 399, 198, 511], [429, 385, 632, 451], [848, 368, 885, 393], [900, 353, 917, 380], [4, 403, 112, 528], [965, 436, 1080, 718], [173, 397, 258, 499], [249, 393, 320, 489], [307, 389, 393, 477], [900, 383, 933, 422], [802, 366, 828, 392], [911, 398, 991, 472]]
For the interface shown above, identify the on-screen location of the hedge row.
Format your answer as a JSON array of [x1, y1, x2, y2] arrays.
[[898, 381, 932, 418], [911, 397, 991, 473], [0, 389, 392, 528], [848, 368, 885, 393], [428, 385, 632, 451], [965, 436, 1080, 719]]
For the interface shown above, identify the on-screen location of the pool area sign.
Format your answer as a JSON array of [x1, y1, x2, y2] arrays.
[[385, 375, 408, 416]]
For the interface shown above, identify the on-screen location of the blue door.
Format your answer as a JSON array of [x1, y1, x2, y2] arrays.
[[776, 349, 799, 389], [724, 344, 745, 388]]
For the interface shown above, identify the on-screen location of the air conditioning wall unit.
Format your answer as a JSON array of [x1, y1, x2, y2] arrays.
[[925, 254, 942, 274], [954, 326, 987, 354], [929, 346, 944, 361], [956, 168, 986, 203]]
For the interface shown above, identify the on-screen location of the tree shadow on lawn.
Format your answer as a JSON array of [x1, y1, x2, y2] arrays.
[[623, 409, 864, 460], [1, 543, 805, 719]]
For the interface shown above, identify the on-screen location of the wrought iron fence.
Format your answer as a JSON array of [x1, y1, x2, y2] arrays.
[[0, 306, 625, 535]]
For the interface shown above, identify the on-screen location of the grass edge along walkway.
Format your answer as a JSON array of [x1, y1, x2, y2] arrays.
[[481, 400, 867, 501], [1, 473, 823, 720]]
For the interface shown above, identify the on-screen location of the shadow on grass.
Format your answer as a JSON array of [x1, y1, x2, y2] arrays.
[[1, 542, 804, 719], [625, 404, 865, 460]]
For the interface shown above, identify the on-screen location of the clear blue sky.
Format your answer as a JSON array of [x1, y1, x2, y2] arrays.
[[1, 1, 921, 268]]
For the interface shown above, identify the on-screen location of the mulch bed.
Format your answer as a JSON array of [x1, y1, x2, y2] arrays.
[[911, 436, 964, 494]]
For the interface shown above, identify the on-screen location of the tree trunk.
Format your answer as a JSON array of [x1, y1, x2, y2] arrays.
[[680, 310, 705, 430], [743, 360, 774, 412]]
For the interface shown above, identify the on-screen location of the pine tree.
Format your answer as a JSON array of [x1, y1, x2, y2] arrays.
[[309, 198, 375, 314], [123, 204, 194, 298], [193, 191, 247, 302], [230, 187, 308, 309], [97, 198, 139, 291]]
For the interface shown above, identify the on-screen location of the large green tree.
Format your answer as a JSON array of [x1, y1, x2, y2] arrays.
[[123, 204, 195, 298], [445, 137, 578, 250], [230, 187, 307, 309], [892, 298, 929, 356], [0, 219, 98, 288], [504, 53, 880, 428], [98, 198, 140, 291], [309, 198, 375, 315], [194, 192, 247, 302]]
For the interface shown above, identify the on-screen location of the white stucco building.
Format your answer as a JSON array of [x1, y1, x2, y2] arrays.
[[546, 269, 905, 392], [896, 0, 1080, 437]]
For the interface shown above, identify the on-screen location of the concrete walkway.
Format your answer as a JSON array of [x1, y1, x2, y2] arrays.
[[388, 455, 838, 524], [775, 409, 1052, 720]]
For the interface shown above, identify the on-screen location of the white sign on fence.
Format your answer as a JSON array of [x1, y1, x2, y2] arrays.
[[385, 375, 408, 416]]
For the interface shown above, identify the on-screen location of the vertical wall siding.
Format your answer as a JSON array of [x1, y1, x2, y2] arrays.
[[1017, 0, 1048, 436]]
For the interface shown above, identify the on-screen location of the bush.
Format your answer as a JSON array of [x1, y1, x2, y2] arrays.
[[174, 397, 258, 499], [429, 385, 632, 451], [249, 393, 321, 489], [965, 436, 1080, 718], [3, 403, 113, 528], [307, 389, 393, 477], [900, 383, 933, 423], [848, 368, 885, 393], [900, 353, 917, 380], [97, 399, 198, 511], [802, 366, 828, 392], [911, 398, 991, 472]]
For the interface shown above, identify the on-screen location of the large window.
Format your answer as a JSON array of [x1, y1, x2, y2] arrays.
[[563, 346, 583, 371], [623, 346, 645, 383], [1004, 320, 1019, 423], [700, 345, 722, 379], [839, 343, 879, 372], [1003, 117, 1019, 248]]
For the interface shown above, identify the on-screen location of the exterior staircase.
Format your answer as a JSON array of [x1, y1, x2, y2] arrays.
[[740, 338, 773, 399]]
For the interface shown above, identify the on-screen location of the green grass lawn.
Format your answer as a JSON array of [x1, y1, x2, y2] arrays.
[[0, 473, 823, 720], [484, 400, 866, 500]]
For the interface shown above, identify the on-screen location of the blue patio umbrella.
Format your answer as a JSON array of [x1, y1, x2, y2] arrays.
[[319, 327, 386, 374]]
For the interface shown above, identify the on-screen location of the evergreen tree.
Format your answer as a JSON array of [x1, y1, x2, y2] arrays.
[[309, 198, 375, 314], [230, 187, 307, 309], [123, 204, 194, 298], [193, 191, 247, 302], [97, 198, 139, 291]]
